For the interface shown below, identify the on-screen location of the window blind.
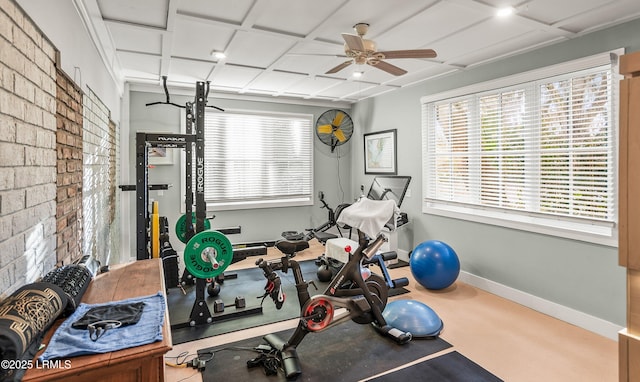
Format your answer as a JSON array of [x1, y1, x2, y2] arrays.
[[202, 110, 313, 209], [422, 54, 617, 244]]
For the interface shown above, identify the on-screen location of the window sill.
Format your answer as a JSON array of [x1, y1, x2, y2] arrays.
[[204, 197, 313, 212], [422, 201, 617, 247]]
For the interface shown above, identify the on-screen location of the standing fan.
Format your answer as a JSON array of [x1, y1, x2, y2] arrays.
[[316, 109, 354, 152]]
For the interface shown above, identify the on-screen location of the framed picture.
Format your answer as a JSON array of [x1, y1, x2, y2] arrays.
[[364, 129, 397, 175], [148, 146, 173, 165]]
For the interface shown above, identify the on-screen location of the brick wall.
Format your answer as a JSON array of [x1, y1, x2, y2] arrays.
[[56, 69, 83, 266], [0, 0, 58, 296], [82, 88, 114, 265]]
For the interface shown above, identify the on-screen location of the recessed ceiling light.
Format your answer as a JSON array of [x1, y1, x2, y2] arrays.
[[496, 7, 514, 17], [211, 51, 226, 59], [353, 71, 364, 78]]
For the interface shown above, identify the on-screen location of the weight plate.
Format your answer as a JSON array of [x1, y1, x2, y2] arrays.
[[175, 213, 211, 243], [183, 230, 233, 279]]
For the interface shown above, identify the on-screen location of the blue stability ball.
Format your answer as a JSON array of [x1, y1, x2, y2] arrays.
[[410, 240, 460, 290], [382, 300, 443, 337]]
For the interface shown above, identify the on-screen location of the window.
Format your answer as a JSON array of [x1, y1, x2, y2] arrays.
[[422, 51, 621, 246], [186, 109, 314, 210]]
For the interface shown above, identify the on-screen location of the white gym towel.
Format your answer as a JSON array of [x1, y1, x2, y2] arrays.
[[337, 198, 398, 238]]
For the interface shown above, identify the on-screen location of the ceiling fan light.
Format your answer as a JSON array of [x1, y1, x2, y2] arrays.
[[362, 39, 377, 53]]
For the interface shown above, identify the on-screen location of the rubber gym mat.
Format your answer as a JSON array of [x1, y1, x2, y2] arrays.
[[367, 350, 503, 381], [167, 259, 409, 345], [198, 320, 452, 382]]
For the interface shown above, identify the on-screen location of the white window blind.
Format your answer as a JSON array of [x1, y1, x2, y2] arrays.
[[422, 51, 619, 245], [201, 110, 314, 210]]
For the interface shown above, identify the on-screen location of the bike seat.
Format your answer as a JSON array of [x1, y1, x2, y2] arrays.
[[314, 231, 337, 244], [276, 239, 310, 256]]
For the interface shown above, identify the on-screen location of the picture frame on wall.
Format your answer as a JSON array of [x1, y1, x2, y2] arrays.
[[148, 147, 173, 165], [364, 129, 397, 175]]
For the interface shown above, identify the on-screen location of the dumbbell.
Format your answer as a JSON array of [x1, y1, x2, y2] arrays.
[[213, 296, 247, 313]]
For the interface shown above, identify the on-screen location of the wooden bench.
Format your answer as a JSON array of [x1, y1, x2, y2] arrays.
[[23, 258, 172, 382]]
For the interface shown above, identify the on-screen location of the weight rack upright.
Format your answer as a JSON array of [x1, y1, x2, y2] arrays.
[[134, 81, 209, 261]]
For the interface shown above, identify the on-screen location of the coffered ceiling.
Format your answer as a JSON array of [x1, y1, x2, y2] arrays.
[[79, 0, 640, 104]]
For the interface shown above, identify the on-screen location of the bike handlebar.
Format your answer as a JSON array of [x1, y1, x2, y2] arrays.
[[256, 258, 285, 309]]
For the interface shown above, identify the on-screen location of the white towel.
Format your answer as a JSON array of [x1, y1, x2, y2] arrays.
[[337, 198, 398, 238]]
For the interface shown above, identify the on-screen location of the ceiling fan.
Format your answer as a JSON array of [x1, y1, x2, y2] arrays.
[[326, 23, 437, 76]]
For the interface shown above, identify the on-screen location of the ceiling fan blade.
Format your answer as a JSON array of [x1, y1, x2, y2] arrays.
[[333, 128, 347, 143], [317, 124, 333, 134], [342, 33, 365, 52], [326, 60, 353, 74], [369, 60, 407, 76], [332, 112, 345, 126], [377, 49, 437, 59]]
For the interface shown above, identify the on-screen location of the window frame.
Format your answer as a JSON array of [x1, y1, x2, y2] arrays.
[[180, 108, 315, 212], [421, 49, 623, 247]]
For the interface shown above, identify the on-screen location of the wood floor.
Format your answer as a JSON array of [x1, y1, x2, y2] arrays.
[[164, 239, 617, 382]]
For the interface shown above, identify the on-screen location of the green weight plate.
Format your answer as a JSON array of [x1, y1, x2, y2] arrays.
[[183, 230, 233, 279], [175, 213, 211, 243]]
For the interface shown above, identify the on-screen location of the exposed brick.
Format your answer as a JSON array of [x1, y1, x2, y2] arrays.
[[15, 120, 36, 145], [14, 72, 35, 102], [0, 168, 14, 191], [24, 102, 43, 125], [26, 183, 56, 207], [0, 64, 13, 92], [2, 89, 26, 120], [0, 7, 13, 42], [13, 27, 35, 62], [36, 87, 55, 114], [0, 2, 90, 295], [1, 0, 22, 28], [0, 38, 24, 74], [36, 129, 55, 149], [20, 13, 40, 47], [14, 166, 55, 188], [0, 189, 25, 215], [0, 114, 16, 142], [0, 141, 24, 166], [0, 215, 11, 242], [43, 111, 56, 130]]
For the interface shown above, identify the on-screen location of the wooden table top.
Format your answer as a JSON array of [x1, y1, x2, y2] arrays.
[[23, 258, 173, 381]]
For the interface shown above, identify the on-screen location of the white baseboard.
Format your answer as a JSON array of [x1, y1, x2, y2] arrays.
[[396, 249, 410, 262], [458, 271, 623, 341]]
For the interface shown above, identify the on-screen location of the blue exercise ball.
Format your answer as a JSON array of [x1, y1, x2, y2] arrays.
[[382, 299, 443, 338], [410, 240, 460, 290]]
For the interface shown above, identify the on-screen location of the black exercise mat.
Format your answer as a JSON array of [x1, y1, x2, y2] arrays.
[[168, 260, 409, 344], [367, 351, 503, 382], [199, 320, 452, 382]]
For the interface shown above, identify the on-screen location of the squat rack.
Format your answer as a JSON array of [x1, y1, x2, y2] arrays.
[[135, 81, 209, 260]]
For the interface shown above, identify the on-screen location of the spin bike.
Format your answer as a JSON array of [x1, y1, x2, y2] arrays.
[[254, 211, 412, 379]]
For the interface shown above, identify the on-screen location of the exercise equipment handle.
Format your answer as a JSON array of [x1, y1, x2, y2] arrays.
[[256, 258, 285, 309], [363, 234, 387, 259]]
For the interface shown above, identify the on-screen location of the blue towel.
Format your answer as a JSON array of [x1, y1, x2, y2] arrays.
[[39, 292, 165, 360]]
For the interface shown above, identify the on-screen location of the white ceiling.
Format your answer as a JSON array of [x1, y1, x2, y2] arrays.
[[82, 0, 640, 105]]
